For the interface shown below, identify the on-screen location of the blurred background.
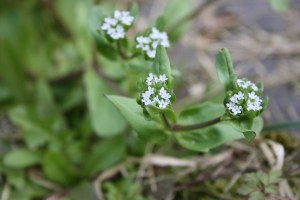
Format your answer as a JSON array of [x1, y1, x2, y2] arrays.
[[0, 0, 300, 199]]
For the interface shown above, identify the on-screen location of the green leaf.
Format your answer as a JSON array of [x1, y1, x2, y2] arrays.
[[130, 2, 139, 18], [231, 116, 264, 134], [263, 96, 270, 112], [237, 184, 256, 195], [68, 182, 97, 200], [243, 131, 256, 143], [43, 151, 77, 187], [268, 171, 281, 184], [265, 185, 279, 195], [216, 48, 237, 91], [35, 80, 66, 131], [249, 191, 265, 200], [84, 136, 126, 177], [164, 0, 193, 40], [88, 6, 118, 60], [84, 69, 126, 137], [9, 106, 51, 148], [104, 178, 148, 200], [269, 0, 289, 12], [154, 16, 166, 30], [106, 95, 168, 143], [4, 149, 40, 168], [152, 46, 171, 80], [175, 102, 243, 152]]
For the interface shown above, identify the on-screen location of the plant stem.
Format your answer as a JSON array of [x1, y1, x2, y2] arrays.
[[116, 41, 139, 60], [162, 114, 222, 132], [92, 51, 128, 96]]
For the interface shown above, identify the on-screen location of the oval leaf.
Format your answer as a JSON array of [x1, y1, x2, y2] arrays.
[[43, 151, 77, 186], [216, 48, 237, 91], [4, 149, 41, 168], [84, 69, 126, 137], [175, 102, 243, 152], [84, 136, 126, 177], [243, 131, 256, 143], [106, 95, 168, 143], [152, 46, 171, 80]]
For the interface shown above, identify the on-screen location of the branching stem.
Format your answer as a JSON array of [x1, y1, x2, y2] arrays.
[[162, 114, 222, 132], [116, 41, 139, 60]]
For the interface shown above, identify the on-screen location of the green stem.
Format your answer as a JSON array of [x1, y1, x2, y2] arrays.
[[116, 41, 139, 60], [162, 114, 222, 132]]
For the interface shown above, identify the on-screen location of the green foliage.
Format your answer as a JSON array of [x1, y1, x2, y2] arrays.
[[43, 151, 78, 187], [164, 0, 193, 40], [106, 95, 168, 143], [103, 178, 151, 200], [175, 102, 243, 152], [84, 68, 126, 137], [3, 149, 41, 168], [84, 136, 126, 177], [238, 171, 281, 199], [152, 47, 171, 80], [216, 48, 237, 92], [0, 1, 271, 199]]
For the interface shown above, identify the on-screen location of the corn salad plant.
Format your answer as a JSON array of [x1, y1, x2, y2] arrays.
[[0, 1, 269, 199]]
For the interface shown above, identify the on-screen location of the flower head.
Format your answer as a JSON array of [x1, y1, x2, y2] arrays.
[[139, 73, 174, 109], [225, 78, 264, 117], [101, 10, 134, 40], [136, 28, 170, 58]]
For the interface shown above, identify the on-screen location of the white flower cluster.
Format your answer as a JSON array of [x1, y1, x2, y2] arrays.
[[237, 79, 258, 91], [226, 91, 244, 115], [141, 73, 172, 109], [247, 92, 263, 111], [101, 10, 134, 40], [136, 28, 170, 58], [226, 79, 263, 116]]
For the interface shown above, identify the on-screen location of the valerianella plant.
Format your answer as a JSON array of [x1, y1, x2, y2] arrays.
[[100, 6, 269, 152]]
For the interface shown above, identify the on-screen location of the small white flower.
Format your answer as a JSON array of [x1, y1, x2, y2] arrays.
[[158, 99, 170, 109], [136, 27, 170, 58], [147, 87, 155, 95], [248, 92, 257, 99], [230, 95, 239, 104], [251, 83, 258, 91], [226, 102, 243, 115], [104, 17, 118, 26], [101, 10, 134, 40], [159, 88, 171, 100], [246, 96, 262, 111], [146, 73, 155, 86], [153, 95, 160, 103], [158, 74, 168, 83], [147, 50, 156, 58], [120, 15, 134, 26], [237, 91, 245, 100]]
